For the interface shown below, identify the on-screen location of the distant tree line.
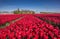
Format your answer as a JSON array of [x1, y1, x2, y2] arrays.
[[13, 8, 35, 14]]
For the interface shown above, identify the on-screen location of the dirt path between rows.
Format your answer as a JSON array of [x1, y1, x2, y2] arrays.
[[0, 16, 24, 28]]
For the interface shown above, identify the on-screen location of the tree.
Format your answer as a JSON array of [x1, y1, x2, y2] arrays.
[[13, 8, 22, 14]]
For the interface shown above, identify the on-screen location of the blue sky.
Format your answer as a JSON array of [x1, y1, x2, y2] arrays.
[[0, 0, 60, 13]]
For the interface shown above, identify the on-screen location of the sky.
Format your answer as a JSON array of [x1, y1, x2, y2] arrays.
[[0, 0, 60, 13]]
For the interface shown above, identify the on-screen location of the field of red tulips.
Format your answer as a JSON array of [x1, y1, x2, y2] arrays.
[[0, 14, 60, 39]]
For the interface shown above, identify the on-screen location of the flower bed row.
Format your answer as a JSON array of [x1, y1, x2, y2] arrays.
[[0, 15, 59, 39], [0, 14, 24, 25], [34, 14, 60, 29]]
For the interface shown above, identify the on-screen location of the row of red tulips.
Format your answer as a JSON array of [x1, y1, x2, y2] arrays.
[[0, 14, 24, 25], [41, 16, 60, 24], [0, 14, 59, 39], [34, 14, 60, 29], [34, 14, 60, 23]]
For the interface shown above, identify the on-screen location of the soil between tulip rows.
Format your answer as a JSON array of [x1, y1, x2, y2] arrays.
[[0, 16, 24, 28]]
